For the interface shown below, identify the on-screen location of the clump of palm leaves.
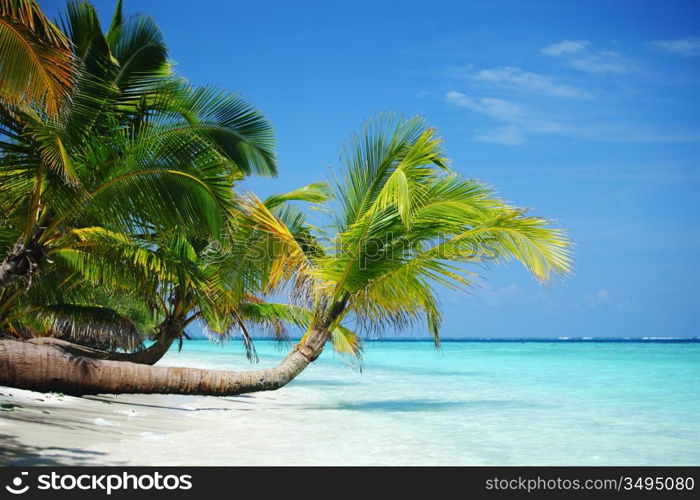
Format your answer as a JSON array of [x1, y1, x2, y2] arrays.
[[241, 113, 572, 362], [0, 0, 283, 353]]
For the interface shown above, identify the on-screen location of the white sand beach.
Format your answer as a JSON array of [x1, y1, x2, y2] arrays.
[[0, 386, 279, 466]]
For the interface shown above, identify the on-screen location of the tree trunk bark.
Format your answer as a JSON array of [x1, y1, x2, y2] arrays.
[[104, 327, 179, 365], [0, 237, 46, 291], [0, 328, 329, 396]]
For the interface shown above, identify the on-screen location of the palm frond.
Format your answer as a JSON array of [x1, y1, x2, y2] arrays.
[[334, 112, 448, 231], [105, 0, 122, 47], [37, 303, 143, 352], [330, 324, 363, 358], [264, 181, 332, 208], [58, 0, 116, 83], [239, 194, 315, 292], [147, 82, 277, 177], [111, 12, 170, 89], [310, 113, 573, 343], [0, 0, 74, 114]]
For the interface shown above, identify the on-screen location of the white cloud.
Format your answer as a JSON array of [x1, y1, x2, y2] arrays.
[[500, 284, 521, 294], [650, 37, 700, 57], [479, 98, 523, 120], [445, 90, 474, 107], [473, 126, 524, 146], [585, 288, 612, 307], [568, 51, 635, 74], [444, 90, 699, 146], [541, 40, 590, 56], [446, 81, 699, 146], [445, 91, 571, 145], [542, 41, 636, 74], [463, 281, 530, 307], [445, 91, 522, 121], [474, 66, 588, 99]]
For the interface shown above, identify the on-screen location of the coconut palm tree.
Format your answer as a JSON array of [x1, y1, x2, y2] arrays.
[[0, 0, 281, 364], [0, 0, 276, 292], [1, 181, 342, 366], [0, 114, 572, 395]]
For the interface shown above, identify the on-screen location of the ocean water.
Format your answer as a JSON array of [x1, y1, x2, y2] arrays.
[[158, 339, 700, 465]]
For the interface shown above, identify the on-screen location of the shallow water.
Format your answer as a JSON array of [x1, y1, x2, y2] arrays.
[[158, 339, 700, 465]]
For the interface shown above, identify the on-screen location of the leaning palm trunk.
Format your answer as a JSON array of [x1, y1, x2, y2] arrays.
[[29, 324, 180, 366], [0, 329, 329, 396], [104, 329, 177, 365]]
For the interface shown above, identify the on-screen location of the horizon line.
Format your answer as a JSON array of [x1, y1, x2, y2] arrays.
[[191, 336, 700, 343]]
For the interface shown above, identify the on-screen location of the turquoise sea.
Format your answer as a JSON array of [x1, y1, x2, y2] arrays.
[[160, 339, 700, 465]]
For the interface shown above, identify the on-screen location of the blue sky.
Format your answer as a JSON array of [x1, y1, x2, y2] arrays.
[[42, 0, 700, 338]]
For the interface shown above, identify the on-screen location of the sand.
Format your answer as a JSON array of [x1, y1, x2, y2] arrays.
[[0, 386, 283, 466]]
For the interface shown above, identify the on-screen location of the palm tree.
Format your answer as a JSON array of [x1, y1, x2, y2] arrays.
[[1, 182, 345, 366], [0, 0, 279, 364], [0, 114, 572, 395], [0, 0, 74, 115], [0, 0, 276, 292]]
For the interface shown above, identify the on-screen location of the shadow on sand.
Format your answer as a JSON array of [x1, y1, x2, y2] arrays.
[[0, 433, 113, 466]]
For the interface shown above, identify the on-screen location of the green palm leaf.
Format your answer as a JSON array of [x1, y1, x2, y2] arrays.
[[0, 0, 74, 115]]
